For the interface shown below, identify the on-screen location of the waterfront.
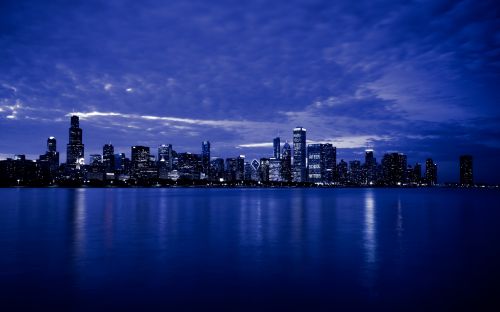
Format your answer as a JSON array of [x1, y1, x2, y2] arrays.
[[1, 188, 499, 311]]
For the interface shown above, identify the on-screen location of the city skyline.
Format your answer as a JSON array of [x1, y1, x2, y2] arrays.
[[0, 115, 480, 186], [1, 0, 499, 183]]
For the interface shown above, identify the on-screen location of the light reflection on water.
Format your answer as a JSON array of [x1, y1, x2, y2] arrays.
[[1, 188, 499, 310]]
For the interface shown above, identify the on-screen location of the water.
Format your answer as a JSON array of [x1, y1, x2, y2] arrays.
[[1, 188, 499, 311]]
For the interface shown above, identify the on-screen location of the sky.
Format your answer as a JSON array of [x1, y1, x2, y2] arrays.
[[0, 0, 499, 183]]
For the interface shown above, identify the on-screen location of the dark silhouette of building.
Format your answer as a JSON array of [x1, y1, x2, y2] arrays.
[[337, 159, 348, 184], [273, 137, 281, 159], [158, 144, 173, 171], [202, 141, 210, 177], [382, 153, 407, 185], [425, 158, 437, 185], [66, 115, 84, 164], [349, 160, 364, 185], [103, 144, 114, 171], [364, 149, 376, 185], [412, 163, 422, 184], [460, 155, 473, 186], [210, 158, 225, 181], [292, 127, 306, 182], [177, 152, 202, 180], [259, 158, 270, 182], [131, 146, 156, 180], [39, 136, 60, 175], [281, 141, 292, 182]]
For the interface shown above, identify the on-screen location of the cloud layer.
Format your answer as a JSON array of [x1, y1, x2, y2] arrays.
[[1, 0, 499, 182]]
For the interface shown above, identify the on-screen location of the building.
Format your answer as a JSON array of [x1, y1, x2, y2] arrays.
[[244, 162, 254, 181], [225, 158, 238, 182], [280, 142, 292, 182], [273, 137, 281, 159], [259, 158, 270, 182], [210, 158, 225, 181], [268, 157, 282, 182], [177, 152, 202, 180], [202, 141, 210, 177], [425, 158, 437, 185], [292, 127, 307, 182], [158, 144, 173, 171], [131, 146, 156, 180], [382, 153, 407, 185], [460, 155, 473, 186], [66, 115, 84, 164], [103, 144, 114, 171], [349, 160, 364, 185], [307, 143, 336, 184], [39, 136, 60, 175], [307, 144, 322, 183], [337, 159, 348, 184], [412, 163, 422, 184], [364, 150, 377, 185]]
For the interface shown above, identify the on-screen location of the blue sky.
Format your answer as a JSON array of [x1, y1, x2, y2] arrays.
[[1, 0, 499, 183]]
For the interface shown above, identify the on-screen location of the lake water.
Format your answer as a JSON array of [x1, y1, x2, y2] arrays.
[[1, 188, 499, 311]]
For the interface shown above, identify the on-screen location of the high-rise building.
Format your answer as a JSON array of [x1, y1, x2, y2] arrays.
[[273, 137, 281, 159], [210, 158, 225, 181], [177, 152, 202, 180], [292, 127, 306, 182], [259, 158, 270, 182], [460, 155, 473, 186], [364, 149, 377, 185], [308, 143, 336, 184], [202, 141, 210, 176], [103, 144, 114, 171], [45, 136, 59, 172], [66, 115, 84, 164], [412, 163, 422, 184], [268, 157, 282, 182], [225, 156, 244, 182], [236, 155, 245, 181], [131, 146, 151, 179], [251, 159, 261, 181], [158, 144, 173, 170], [382, 153, 407, 185], [349, 160, 364, 185], [425, 158, 437, 185], [337, 159, 348, 184], [225, 158, 238, 182], [281, 141, 292, 182], [47, 136, 57, 153], [307, 144, 322, 183]]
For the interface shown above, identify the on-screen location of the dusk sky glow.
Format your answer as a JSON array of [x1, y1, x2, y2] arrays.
[[1, 0, 499, 183]]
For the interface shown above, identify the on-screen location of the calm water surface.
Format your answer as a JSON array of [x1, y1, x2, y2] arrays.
[[1, 188, 499, 311]]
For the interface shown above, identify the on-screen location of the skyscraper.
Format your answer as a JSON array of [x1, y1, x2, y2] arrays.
[[46, 136, 59, 172], [281, 141, 292, 182], [292, 127, 306, 182], [273, 137, 281, 159], [131, 146, 150, 174], [103, 143, 114, 171], [349, 160, 363, 185], [202, 141, 210, 176], [307, 144, 321, 183], [364, 149, 376, 185], [460, 155, 473, 186], [268, 157, 282, 182], [382, 153, 407, 185], [47, 136, 57, 153], [425, 158, 437, 185], [158, 144, 173, 170], [66, 115, 84, 164]]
